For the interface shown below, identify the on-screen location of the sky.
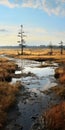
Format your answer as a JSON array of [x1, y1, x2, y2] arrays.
[[0, 0, 65, 46]]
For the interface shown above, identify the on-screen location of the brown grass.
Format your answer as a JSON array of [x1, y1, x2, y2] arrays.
[[0, 57, 21, 129], [43, 101, 65, 130], [0, 81, 21, 129], [51, 66, 65, 99], [0, 58, 18, 82], [42, 54, 65, 130], [50, 85, 65, 99], [59, 74, 65, 84], [0, 60, 18, 73], [0, 48, 65, 62]]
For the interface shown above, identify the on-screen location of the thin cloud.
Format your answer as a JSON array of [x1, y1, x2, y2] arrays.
[[15, 0, 65, 16], [0, 0, 65, 16], [0, 25, 19, 34], [0, 29, 8, 32], [0, 0, 18, 8]]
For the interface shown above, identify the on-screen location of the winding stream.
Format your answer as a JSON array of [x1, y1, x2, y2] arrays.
[[2, 55, 59, 130]]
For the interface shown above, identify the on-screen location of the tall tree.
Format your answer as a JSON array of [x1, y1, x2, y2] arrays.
[[18, 25, 26, 55], [59, 41, 63, 55], [49, 42, 53, 55]]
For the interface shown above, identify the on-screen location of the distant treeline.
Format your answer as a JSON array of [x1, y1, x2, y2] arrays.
[[0, 45, 65, 49]]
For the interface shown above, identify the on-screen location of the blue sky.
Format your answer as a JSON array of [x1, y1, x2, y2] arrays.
[[0, 0, 65, 46]]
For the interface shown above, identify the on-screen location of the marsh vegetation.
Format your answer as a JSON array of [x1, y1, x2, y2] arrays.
[[0, 48, 65, 130]]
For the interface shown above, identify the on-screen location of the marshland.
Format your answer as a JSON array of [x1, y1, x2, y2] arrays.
[[0, 48, 65, 130]]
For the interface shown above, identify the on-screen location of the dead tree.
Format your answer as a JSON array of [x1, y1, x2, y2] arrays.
[[59, 41, 63, 55], [18, 25, 26, 55], [49, 42, 53, 55]]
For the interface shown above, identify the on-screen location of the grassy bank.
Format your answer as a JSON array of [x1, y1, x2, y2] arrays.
[[0, 57, 22, 129], [53, 66, 65, 98], [0, 82, 22, 129], [43, 101, 65, 130], [31, 55, 65, 130], [0, 57, 18, 82], [41, 63, 65, 130]]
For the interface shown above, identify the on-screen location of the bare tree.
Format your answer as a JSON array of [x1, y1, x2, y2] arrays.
[[49, 42, 53, 55], [59, 41, 63, 55], [18, 25, 26, 55]]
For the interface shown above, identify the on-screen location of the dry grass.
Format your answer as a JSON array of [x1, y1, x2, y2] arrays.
[[0, 81, 21, 129], [1, 62, 18, 73], [51, 66, 65, 99], [42, 54, 65, 130], [0, 82, 20, 109], [0, 57, 8, 62], [59, 74, 65, 84], [0, 57, 21, 129], [50, 85, 65, 99], [43, 101, 65, 130], [55, 68, 64, 79], [0, 48, 65, 62], [0, 58, 18, 82]]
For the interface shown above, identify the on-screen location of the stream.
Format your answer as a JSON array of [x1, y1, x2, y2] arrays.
[[2, 55, 59, 130]]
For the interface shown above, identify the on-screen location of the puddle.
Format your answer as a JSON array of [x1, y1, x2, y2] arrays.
[[24, 66, 54, 76], [12, 64, 57, 91]]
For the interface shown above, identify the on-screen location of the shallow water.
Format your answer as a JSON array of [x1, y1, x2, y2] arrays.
[[12, 59, 57, 92], [0, 54, 57, 91]]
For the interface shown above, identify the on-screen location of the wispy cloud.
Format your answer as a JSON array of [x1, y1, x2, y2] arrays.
[[15, 0, 65, 16], [0, 0, 18, 8], [0, 0, 65, 16], [0, 29, 8, 32], [0, 25, 19, 34]]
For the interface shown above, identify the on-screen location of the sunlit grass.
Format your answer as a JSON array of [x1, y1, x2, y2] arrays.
[[43, 101, 65, 130], [0, 48, 65, 62]]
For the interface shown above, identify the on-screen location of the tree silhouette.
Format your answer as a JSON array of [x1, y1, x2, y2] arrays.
[[18, 25, 26, 55], [49, 42, 53, 55], [59, 41, 63, 55]]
